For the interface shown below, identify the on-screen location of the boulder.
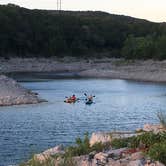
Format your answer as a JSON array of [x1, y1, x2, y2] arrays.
[[107, 159, 121, 166], [107, 148, 127, 159], [143, 124, 164, 133], [94, 152, 108, 164], [90, 132, 111, 146], [90, 131, 137, 147], [130, 152, 144, 161], [128, 160, 144, 166], [34, 145, 64, 163]]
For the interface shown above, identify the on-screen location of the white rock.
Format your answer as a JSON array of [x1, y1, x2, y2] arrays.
[[90, 132, 111, 146], [143, 124, 164, 133], [94, 152, 108, 162]]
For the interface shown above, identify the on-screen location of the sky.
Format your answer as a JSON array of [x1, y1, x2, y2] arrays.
[[0, 0, 166, 22]]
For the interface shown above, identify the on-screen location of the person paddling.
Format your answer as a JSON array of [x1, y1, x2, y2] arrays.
[[87, 95, 93, 101], [84, 93, 94, 102], [71, 94, 76, 101], [64, 94, 77, 103]]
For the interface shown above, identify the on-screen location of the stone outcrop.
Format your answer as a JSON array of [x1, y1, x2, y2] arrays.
[[90, 132, 112, 146], [90, 131, 137, 146], [0, 75, 45, 106], [143, 124, 165, 134], [34, 145, 64, 163]]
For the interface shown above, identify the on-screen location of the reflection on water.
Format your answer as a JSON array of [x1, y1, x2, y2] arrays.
[[0, 78, 166, 165]]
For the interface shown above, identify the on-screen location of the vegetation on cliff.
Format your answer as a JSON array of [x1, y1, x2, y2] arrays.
[[1, 4, 166, 59], [20, 131, 166, 166]]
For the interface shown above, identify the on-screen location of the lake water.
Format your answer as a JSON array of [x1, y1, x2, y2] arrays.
[[1, 76, 166, 166]]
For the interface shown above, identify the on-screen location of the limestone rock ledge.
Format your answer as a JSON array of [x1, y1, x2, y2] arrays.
[[0, 75, 45, 106]]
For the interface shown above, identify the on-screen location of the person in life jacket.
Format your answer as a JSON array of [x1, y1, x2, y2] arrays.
[[87, 95, 93, 101], [70, 94, 76, 101]]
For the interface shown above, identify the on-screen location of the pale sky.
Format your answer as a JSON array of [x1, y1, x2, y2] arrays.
[[0, 0, 166, 22]]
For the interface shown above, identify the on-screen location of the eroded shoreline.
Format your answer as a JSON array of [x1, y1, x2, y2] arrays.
[[1, 58, 166, 83]]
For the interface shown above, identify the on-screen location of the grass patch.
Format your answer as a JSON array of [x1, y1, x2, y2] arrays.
[[157, 111, 166, 129], [64, 132, 110, 157], [148, 141, 166, 165], [20, 155, 55, 166]]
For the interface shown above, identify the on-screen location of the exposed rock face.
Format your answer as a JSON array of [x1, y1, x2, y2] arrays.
[[33, 144, 165, 166], [90, 131, 137, 146], [90, 132, 111, 146], [34, 145, 64, 163], [0, 75, 44, 106], [143, 124, 165, 134]]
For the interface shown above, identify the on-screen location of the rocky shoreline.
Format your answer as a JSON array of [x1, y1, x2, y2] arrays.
[[0, 75, 45, 106], [1, 58, 166, 83], [22, 124, 166, 166]]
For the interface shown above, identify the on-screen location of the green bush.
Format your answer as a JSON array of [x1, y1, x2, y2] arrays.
[[65, 132, 110, 157], [111, 137, 132, 149], [111, 132, 166, 149], [157, 111, 166, 128], [148, 141, 166, 165], [65, 132, 90, 157], [20, 155, 55, 166]]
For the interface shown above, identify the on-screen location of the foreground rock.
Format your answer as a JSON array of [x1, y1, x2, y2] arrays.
[[34, 145, 64, 163], [35, 147, 164, 166], [25, 125, 166, 166], [0, 75, 44, 106]]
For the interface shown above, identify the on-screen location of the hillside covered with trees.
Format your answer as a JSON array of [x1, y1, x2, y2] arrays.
[[1, 4, 166, 59]]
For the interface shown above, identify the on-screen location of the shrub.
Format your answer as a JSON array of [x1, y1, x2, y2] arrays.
[[65, 132, 90, 157], [59, 156, 76, 166], [111, 137, 132, 149], [148, 141, 166, 165], [111, 132, 166, 149], [157, 111, 166, 129], [20, 155, 55, 166], [65, 132, 110, 157]]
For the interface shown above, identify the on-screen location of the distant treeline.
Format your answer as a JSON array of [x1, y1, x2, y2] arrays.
[[1, 4, 166, 59]]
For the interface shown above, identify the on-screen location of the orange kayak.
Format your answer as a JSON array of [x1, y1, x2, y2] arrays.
[[64, 99, 76, 103]]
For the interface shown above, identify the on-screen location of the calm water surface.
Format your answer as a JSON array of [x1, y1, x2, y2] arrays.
[[1, 77, 166, 165]]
